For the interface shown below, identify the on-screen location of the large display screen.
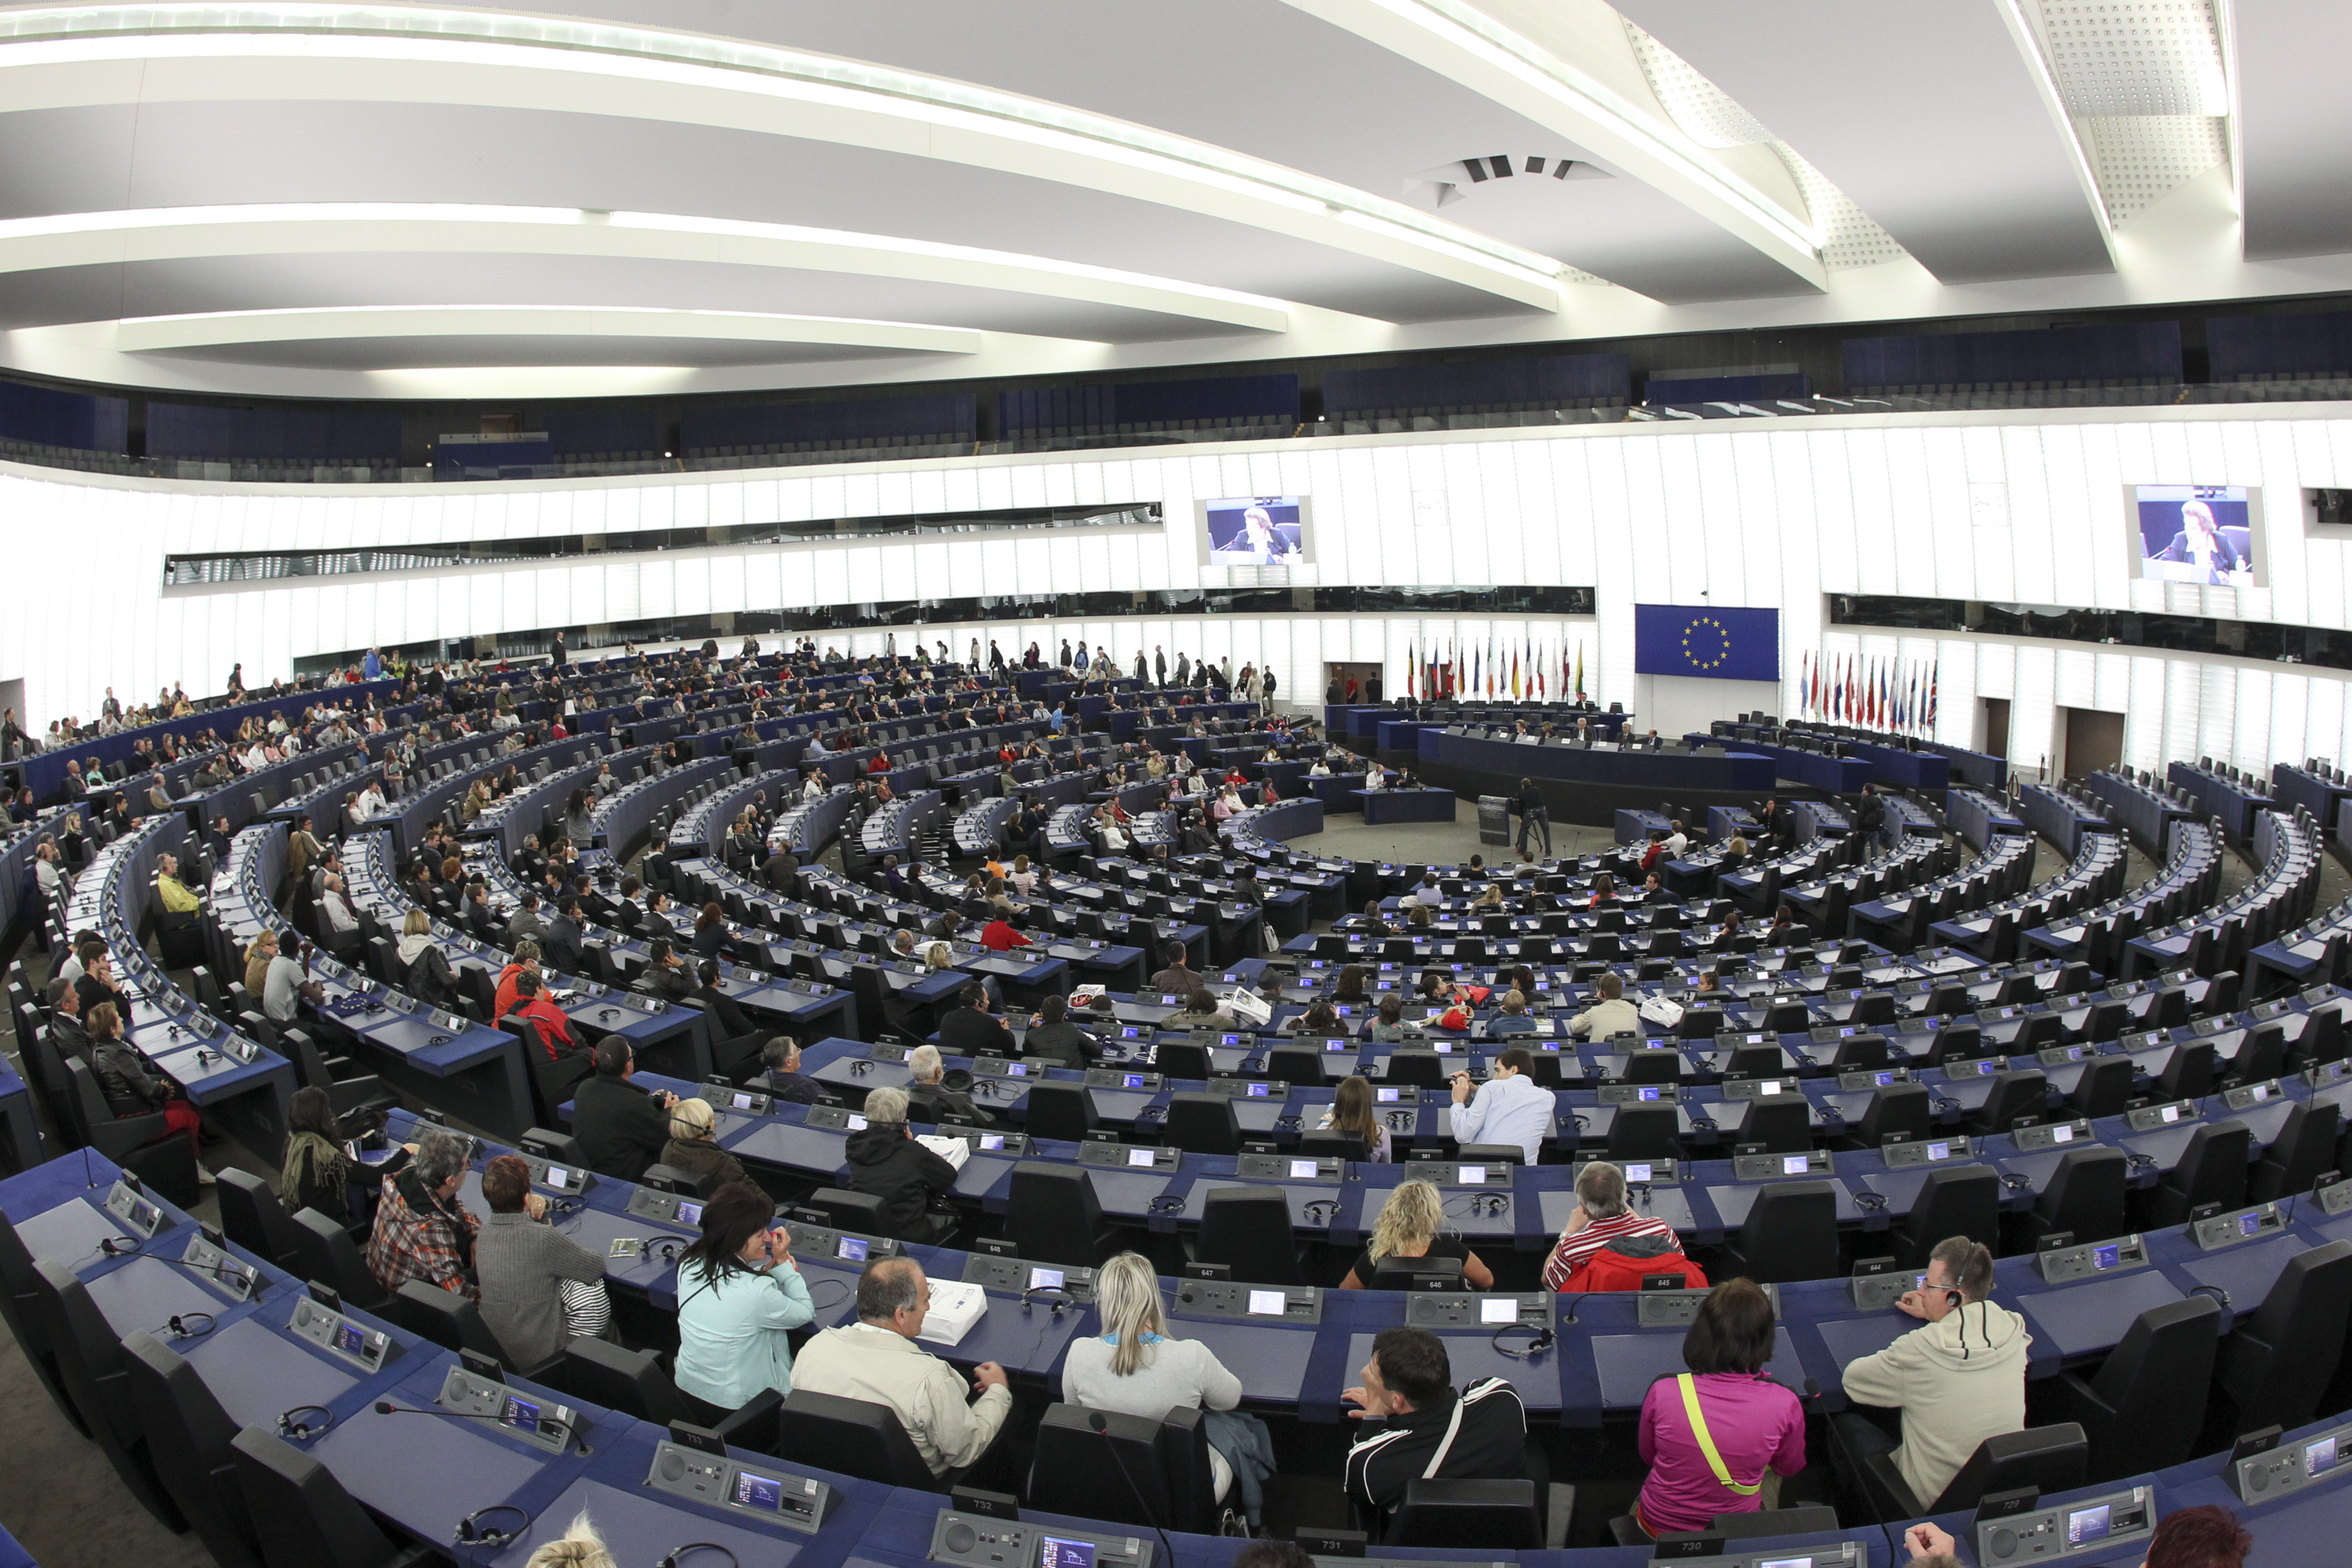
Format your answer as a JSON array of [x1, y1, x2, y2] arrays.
[[1201, 495, 1309, 565], [2134, 484, 2255, 586]]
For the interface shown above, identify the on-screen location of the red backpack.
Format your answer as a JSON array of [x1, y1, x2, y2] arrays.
[[1561, 1234, 1708, 1294]]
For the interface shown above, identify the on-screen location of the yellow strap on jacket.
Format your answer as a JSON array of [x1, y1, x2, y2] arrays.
[[1677, 1374, 1762, 1495]]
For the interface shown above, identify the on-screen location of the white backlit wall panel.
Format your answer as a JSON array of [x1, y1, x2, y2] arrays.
[[17, 406, 2352, 772]]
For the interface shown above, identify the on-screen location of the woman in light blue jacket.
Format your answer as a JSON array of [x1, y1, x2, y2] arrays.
[[673, 1181, 816, 1412]]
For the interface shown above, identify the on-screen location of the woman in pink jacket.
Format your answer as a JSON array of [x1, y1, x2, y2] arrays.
[[1635, 1279, 1807, 1536]]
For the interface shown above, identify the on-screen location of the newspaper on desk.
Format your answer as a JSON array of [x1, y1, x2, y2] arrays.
[[916, 1134, 973, 1171]]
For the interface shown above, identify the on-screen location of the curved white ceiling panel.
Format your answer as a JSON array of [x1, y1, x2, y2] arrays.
[[0, 4, 1567, 310], [112, 304, 987, 357], [0, 204, 1300, 333], [1615, 0, 2114, 285]]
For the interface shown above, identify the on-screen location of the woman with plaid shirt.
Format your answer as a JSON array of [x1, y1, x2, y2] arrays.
[[367, 1131, 482, 1301]]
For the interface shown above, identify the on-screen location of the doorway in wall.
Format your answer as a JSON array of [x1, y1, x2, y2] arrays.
[[1325, 662, 1381, 705], [2063, 707, 2125, 780], [1982, 697, 2010, 763]]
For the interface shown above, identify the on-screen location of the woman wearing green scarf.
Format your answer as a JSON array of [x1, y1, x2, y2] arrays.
[[278, 1087, 413, 1222]]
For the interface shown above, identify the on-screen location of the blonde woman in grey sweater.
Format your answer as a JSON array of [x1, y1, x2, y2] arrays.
[[1060, 1252, 1244, 1504]]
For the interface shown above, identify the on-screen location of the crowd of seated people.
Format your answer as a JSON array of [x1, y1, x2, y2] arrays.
[[8, 623, 2320, 1563]]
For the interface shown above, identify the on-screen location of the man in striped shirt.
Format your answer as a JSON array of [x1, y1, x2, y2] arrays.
[[1540, 1159, 1684, 1290]]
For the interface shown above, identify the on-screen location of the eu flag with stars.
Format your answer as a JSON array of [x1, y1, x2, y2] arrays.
[[1633, 604, 1780, 682]]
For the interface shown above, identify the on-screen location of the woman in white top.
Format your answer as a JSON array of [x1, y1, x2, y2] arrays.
[[1060, 1252, 1243, 1501], [1006, 854, 1038, 896]]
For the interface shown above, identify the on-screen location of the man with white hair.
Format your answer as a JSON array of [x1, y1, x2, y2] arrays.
[[1538, 1160, 1686, 1289], [904, 1043, 993, 1127]]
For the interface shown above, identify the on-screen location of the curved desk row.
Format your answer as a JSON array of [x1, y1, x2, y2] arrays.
[[12, 1142, 2352, 1568]]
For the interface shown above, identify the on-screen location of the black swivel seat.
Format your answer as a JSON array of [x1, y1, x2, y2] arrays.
[[1721, 1045, 1783, 1079], [1006, 1163, 1118, 1266], [2068, 1056, 2134, 1121], [1161, 1092, 1242, 1156], [555, 1338, 781, 1450], [2224, 1025, 2286, 1087], [1827, 1032, 1890, 1071], [1022, 1081, 1100, 1143], [2141, 1120, 2252, 1228], [1154, 1041, 1213, 1079], [1722, 1180, 1838, 1284], [1899, 1165, 2001, 1265], [1620, 1051, 1682, 1086], [122, 1329, 263, 1568], [215, 1167, 304, 1269], [29, 1258, 185, 1529], [1388, 1478, 1566, 1549], [1192, 1185, 1305, 1286], [2031, 1146, 2130, 1246], [1605, 1106, 1682, 1162], [1265, 1046, 1328, 1086], [1928, 1023, 1987, 1067], [1970, 1070, 2050, 1136], [2210, 1239, 2352, 1438], [2153, 1041, 2219, 1103], [1856, 1424, 2087, 1522], [1027, 1403, 1222, 1535], [2252, 1101, 2341, 1202], [229, 1427, 437, 1568], [2031, 1296, 2221, 1482], [0, 1211, 89, 1435], [395, 1278, 561, 1378], [775, 1388, 941, 1488], [1733, 1096, 1812, 1154], [1844, 1083, 1932, 1150]]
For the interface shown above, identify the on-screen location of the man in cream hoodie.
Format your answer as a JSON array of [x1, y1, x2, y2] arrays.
[[1836, 1237, 2030, 1509]]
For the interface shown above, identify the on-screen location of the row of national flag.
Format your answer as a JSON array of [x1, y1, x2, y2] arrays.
[[1404, 637, 1587, 702], [1799, 651, 1938, 734]]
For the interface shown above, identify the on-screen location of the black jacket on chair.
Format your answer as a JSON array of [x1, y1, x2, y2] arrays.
[[938, 1005, 1013, 1058], [842, 1125, 959, 1240]]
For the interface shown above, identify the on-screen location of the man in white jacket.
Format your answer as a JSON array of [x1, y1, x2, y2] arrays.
[[1834, 1237, 2030, 1509], [791, 1257, 1012, 1479]]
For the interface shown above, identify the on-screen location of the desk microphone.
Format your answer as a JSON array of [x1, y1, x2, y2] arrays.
[[371, 1400, 592, 1454], [1086, 1410, 1174, 1568]]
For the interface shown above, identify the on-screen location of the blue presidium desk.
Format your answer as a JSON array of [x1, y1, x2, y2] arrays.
[[10, 1126, 2352, 1568]]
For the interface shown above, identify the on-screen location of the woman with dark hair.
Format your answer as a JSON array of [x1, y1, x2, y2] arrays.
[[1332, 964, 1369, 1002], [1359, 899, 1391, 939], [8, 787, 34, 824], [691, 902, 729, 959], [1633, 1278, 1805, 1535], [672, 1181, 816, 1412], [1315, 1075, 1389, 1162], [280, 1085, 412, 1220], [565, 787, 595, 850]]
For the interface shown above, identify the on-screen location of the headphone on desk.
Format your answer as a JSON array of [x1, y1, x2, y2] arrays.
[[1852, 1192, 1888, 1213], [1020, 1285, 1073, 1318], [658, 1547, 740, 1568], [2000, 1172, 2033, 1193], [157, 1311, 216, 1339], [277, 1405, 334, 1440], [1301, 1198, 1338, 1225], [1147, 1194, 1187, 1216], [454, 1506, 531, 1548], [1490, 1323, 1556, 1360]]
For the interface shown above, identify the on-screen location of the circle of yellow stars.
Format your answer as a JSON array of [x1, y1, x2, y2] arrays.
[[1681, 616, 1730, 671]]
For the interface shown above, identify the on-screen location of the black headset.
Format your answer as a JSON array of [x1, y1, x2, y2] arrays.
[[454, 1505, 531, 1548], [277, 1405, 334, 1440], [658, 1546, 740, 1568], [97, 1236, 143, 1257], [1146, 1194, 1187, 1216], [2188, 1283, 2233, 1309], [1020, 1284, 1073, 1318], [1490, 1323, 1556, 1360], [158, 1311, 216, 1339], [1301, 1198, 1338, 1225], [1853, 1191, 1889, 1213]]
